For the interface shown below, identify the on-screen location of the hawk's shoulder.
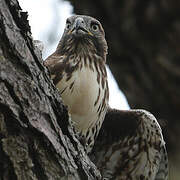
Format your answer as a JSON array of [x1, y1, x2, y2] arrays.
[[44, 52, 65, 75]]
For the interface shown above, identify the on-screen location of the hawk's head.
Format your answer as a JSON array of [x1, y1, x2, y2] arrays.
[[57, 15, 108, 60]]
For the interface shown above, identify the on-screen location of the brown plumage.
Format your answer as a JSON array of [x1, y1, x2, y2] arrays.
[[44, 15, 109, 152], [44, 15, 168, 179], [92, 109, 169, 180]]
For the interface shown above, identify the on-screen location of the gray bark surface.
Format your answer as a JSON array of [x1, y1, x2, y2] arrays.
[[0, 0, 101, 179]]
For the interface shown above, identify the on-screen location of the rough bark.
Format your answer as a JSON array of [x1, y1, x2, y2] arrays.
[[0, 0, 102, 179], [67, 0, 180, 178]]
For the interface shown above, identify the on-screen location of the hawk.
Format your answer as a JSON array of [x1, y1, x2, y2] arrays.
[[44, 15, 109, 152], [44, 15, 168, 180]]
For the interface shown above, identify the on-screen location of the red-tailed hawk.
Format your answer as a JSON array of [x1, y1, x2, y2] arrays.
[[44, 15, 168, 180]]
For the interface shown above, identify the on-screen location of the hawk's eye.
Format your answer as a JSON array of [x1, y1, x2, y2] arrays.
[[66, 20, 71, 30], [91, 22, 99, 31]]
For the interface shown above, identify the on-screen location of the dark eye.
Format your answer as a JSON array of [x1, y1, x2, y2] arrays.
[[66, 20, 71, 30], [91, 23, 99, 31]]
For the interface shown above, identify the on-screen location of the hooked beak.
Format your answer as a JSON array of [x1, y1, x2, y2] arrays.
[[69, 17, 93, 36]]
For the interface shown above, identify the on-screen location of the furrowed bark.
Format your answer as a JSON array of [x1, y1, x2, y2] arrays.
[[0, 0, 101, 179]]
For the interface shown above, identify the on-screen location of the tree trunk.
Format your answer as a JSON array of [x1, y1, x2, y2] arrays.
[[0, 0, 101, 179], [67, 0, 180, 179]]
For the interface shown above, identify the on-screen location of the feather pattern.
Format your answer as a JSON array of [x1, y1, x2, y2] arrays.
[[44, 15, 109, 152], [91, 109, 169, 180]]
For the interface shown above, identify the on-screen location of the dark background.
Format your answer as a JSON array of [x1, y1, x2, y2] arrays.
[[64, 0, 180, 179]]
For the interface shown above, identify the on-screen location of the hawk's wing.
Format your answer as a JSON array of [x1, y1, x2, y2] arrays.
[[44, 53, 65, 75], [44, 53, 67, 85], [91, 108, 168, 180]]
